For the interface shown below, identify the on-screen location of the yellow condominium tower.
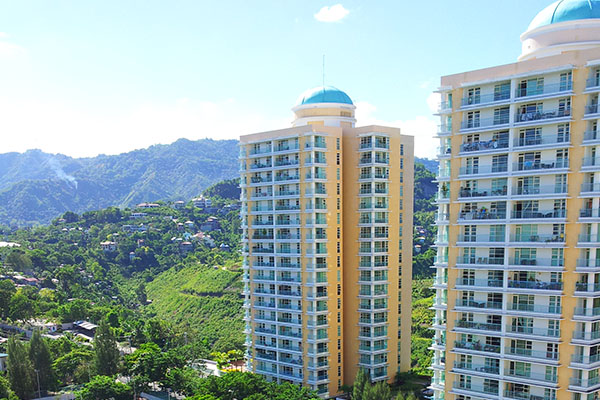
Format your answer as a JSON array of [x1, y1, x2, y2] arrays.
[[239, 86, 414, 397], [431, 1, 600, 400]]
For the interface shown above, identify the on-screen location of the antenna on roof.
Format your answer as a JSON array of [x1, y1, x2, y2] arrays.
[[322, 55, 325, 88]]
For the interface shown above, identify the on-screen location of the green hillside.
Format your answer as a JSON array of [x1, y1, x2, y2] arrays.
[[145, 263, 245, 352]]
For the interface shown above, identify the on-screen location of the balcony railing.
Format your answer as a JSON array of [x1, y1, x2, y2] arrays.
[[460, 140, 508, 153], [572, 330, 600, 341], [458, 187, 507, 198], [453, 382, 498, 396], [578, 234, 600, 243], [457, 234, 504, 243], [506, 347, 558, 361], [510, 234, 564, 243], [580, 208, 600, 218], [455, 320, 501, 332], [461, 116, 509, 130], [511, 209, 566, 219], [504, 390, 555, 400], [508, 280, 563, 290], [513, 135, 570, 148], [513, 185, 567, 196], [457, 256, 504, 265], [454, 340, 500, 353], [588, 78, 600, 88], [586, 104, 600, 115], [570, 376, 600, 388], [455, 278, 503, 287], [461, 91, 510, 107], [459, 164, 508, 175], [583, 157, 600, 168], [581, 183, 600, 193], [515, 108, 571, 123], [513, 159, 568, 171], [515, 81, 572, 98], [574, 307, 600, 317], [458, 211, 506, 220], [506, 325, 560, 338], [453, 361, 500, 374], [509, 257, 563, 267], [577, 258, 600, 268], [456, 299, 502, 309], [508, 303, 561, 314], [504, 368, 557, 383]]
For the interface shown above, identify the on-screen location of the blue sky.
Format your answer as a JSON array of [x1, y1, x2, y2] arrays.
[[0, 0, 553, 158]]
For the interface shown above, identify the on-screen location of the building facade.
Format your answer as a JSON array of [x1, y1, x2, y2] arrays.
[[240, 86, 414, 397], [432, 2, 600, 400]]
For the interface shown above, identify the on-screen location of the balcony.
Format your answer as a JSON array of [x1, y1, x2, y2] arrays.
[[582, 157, 600, 170], [455, 278, 503, 288], [458, 210, 506, 221], [460, 139, 508, 154], [506, 347, 558, 361], [577, 258, 600, 269], [513, 135, 570, 149], [515, 108, 571, 124], [508, 280, 563, 291], [586, 104, 600, 116], [507, 303, 561, 315], [581, 182, 600, 195], [250, 162, 273, 170], [513, 185, 567, 197], [274, 159, 299, 167], [458, 187, 507, 199], [455, 299, 502, 310], [511, 209, 566, 220], [572, 330, 600, 341], [509, 257, 563, 268], [454, 320, 501, 332], [452, 381, 499, 397], [504, 390, 555, 400], [459, 164, 508, 177], [504, 368, 557, 384], [248, 147, 272, 156], [570, 376, 600, 389], [453, 340, 500, 353], [506, 325, 560, 338], [453, 361, 499, 374], [515, 81, 572, 99], [457, 256, 504, 266], [461, 116, 509, 131], [578, 234, 600, 244], [509, 234, 564, 244], [513, 159, 568, 172], [461, 91, 511, 107], [571, 353, 600, 365], [457, 234, 504, 243], [583, 130, 600, 143], [574, 307, 600, 317]]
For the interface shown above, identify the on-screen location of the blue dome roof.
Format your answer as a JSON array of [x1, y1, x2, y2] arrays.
[[295, 86, 353, 106], [529, 0, 600, 30]]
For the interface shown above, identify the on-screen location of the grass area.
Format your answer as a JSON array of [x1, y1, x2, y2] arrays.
[[145, 263, 244, 352]]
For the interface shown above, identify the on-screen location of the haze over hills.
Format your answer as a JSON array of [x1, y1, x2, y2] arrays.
[[0, 138, 438, 226]]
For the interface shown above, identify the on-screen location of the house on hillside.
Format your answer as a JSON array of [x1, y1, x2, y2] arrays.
[[192, 196, 212, 209], [173, 200, 185, 209], [180, 241, 194, 255], [137, 203, 159, 209], [100, 241, 117, 252], [73, 321, 98, 337], [194, 231, 216, 248], [184, 220, 195, 229], [122, 224, 148, 233], [200, 217, 221, 232], [131, 212, 147, 219]]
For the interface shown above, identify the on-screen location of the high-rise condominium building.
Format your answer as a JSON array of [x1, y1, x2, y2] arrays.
[[431, 1, 600, 400], [239, 87, 414, 397]]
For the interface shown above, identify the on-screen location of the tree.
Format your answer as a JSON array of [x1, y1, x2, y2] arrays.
[[94, 320, 120, 376], [28, 329, 56, 392], [0, 375, 18, 400], [226, 349, 245, 370], [53, 349, 94, 385], [8, 292, 35, 321], [6, 337, 34, 400], [364, 381, 392, 400], [0, 279, 16, 319], [135, 282, 147, 304], [78, 375, 131, 400], [352, 368, 370, 400]]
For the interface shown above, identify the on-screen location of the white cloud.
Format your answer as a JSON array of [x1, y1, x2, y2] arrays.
[[0, 97, 289, 157], [426, 92, 441, 114], [355, 101, 438, 159], [314, 4, 350, 23], [0, 34, 26, 59]]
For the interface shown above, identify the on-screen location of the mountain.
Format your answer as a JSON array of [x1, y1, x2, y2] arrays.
[[415, 157, 438, 174], [0, 139, 240, 226]]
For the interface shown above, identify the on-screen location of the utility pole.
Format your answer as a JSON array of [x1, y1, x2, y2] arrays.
[[34, 369, 41, 399]]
